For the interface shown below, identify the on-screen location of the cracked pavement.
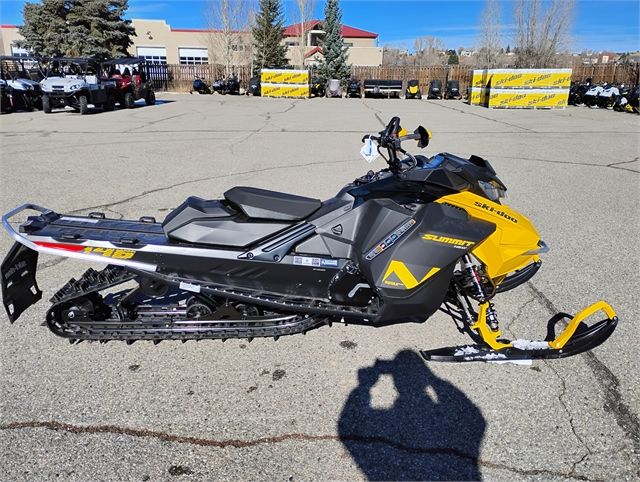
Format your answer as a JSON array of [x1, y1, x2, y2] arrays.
[[0, 94, 638, 481]]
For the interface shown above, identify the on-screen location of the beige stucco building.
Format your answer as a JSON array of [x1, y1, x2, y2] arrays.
[[0, 18, 382, 67]]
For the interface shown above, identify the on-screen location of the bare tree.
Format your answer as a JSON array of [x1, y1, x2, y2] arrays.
[[414, 36, 446, 66], [514, 0, 575, 68], [205, 0, 253, 76], [292, 0, 315, 68], [478, 0, 502, 68]]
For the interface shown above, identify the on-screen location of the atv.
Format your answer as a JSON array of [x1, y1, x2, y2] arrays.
[[40, 58, 117, 114], [444, 80, 461, 100], [102, 57, 156, 108], [0, 116, 617, 363], [212, 74, 240, 95], [0, 78, 13, 113], [405, 79, 422, 99], [0, 55, 44, 111]]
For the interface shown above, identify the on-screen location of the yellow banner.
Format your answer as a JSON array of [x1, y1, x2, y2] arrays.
[[487, 69, 572, 89], [468, 87, 489, 106], [261, 83, 310, 98], [260, 69, 309, 85], [488, 89, 569, 108], [470, 69, 487, 88]]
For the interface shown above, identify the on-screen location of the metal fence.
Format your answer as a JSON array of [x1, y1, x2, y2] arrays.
[[151, 63, 638, 93]]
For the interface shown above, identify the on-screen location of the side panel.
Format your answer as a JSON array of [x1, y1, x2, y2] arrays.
[[436, 192, 542, 279], [357, 202, 495, 324]]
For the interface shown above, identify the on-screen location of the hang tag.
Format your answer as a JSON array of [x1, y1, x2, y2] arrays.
[[360, 137, 380, 163]]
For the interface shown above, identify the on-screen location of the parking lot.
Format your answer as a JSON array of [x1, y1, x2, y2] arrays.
[[0, 95, 638, 481]]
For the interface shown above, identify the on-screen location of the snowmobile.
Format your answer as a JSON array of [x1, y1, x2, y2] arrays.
[[246, 76, 261, 96], [568, 78, 592, 106], [191, 76, 212, 95], [444, 80, 461, 100], [405, 80, 422, 99], [583, 84, 604, 107], [0, 116, 617, 363], [326, 79, 342, 98], [346, 79, 362, 98], [596, 84, 620, 109], [427, 80, 442, 99]]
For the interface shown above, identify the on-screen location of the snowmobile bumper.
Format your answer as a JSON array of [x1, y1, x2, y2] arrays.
[[421, 301, 618, 362], [1, 241, 42, 323]]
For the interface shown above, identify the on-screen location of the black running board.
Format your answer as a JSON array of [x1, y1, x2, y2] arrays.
[[421, 316, 617, 363]]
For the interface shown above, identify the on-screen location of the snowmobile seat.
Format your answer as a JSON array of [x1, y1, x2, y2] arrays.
[[224, 186, 321, 221], [162, 196, 293, 248]]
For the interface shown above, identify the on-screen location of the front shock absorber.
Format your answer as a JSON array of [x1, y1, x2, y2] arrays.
[[462, 255, 499, 330]]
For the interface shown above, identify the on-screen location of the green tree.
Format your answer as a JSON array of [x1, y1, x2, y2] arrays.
[[18, 0, 70, 57], [447, 49, 459, 65], [18, 0, 135, 60], [252, 0, 289, 72], [316, 0, 350, 82]]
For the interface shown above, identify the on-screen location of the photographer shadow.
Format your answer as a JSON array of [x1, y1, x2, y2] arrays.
[[338, 350, 486, 481]]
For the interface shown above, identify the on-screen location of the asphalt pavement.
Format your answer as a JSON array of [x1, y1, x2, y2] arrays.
[[0, 94, 639, 481]]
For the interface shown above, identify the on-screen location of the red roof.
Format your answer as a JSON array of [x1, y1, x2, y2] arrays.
[[304, 46, 324, 59], [1, 25, 18, 29], [283, 20, 377, 39]]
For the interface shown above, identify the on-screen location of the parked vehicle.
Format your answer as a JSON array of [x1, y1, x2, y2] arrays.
[[568, 78, 592, 106], [427, 80, 443, 99], [191, 76, 212, 94], [0, 55, 43, 111], [0, 79, 13, 113], [346, 79, 362, 98], [310, 77, 325, 98], [363, 79, 402, 98], [212, 74, 240, 95], [326, 79, 342, 98], [444, 80, 461, 100], [0, 116, 618, 363], [596, 83, 619, 109], [626, 85, 640, 114], [40, 58, 117, 114], [405, 79, 422, 99], [582, 84, 604, 107], [102, 57, 155, 108], [612, 84, 631, 112], [246, 76, 261, 96]]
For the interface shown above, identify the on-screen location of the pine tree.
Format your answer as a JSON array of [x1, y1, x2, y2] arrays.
[[18, 0, 135, 60], [18, 0, 70, 57], [447, 50, 459, 65], [316, 0, 350, 82], [252, 0, 288, 72]]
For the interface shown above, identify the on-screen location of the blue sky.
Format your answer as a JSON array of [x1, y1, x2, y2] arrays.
[[1, 0, 638, 52]]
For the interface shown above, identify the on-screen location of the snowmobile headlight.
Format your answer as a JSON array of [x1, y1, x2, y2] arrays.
[[479, 180, 507, 201], [69, 83, 83, 91]]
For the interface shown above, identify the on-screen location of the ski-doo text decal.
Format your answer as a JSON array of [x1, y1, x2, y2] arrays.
[[365, 218, 416, 261], [381, 260, 440, 289]]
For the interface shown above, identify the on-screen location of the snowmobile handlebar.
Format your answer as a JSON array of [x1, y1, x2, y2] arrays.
[[362, 117, 431, 172]]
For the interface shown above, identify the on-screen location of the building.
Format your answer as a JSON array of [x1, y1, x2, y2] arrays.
[[0, 19, 382, 67], [282, 20, 381, 66]]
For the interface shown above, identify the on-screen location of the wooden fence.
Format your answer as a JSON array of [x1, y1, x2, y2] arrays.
[[152, 63, 638, 93]]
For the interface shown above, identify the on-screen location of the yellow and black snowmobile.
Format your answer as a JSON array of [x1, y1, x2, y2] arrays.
[[405, 79, 422, 99], [0, 117, 617, 362]]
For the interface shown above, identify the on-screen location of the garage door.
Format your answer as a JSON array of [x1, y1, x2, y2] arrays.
[[136, 47, 167, 64], [178, 48, 208, 65]]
